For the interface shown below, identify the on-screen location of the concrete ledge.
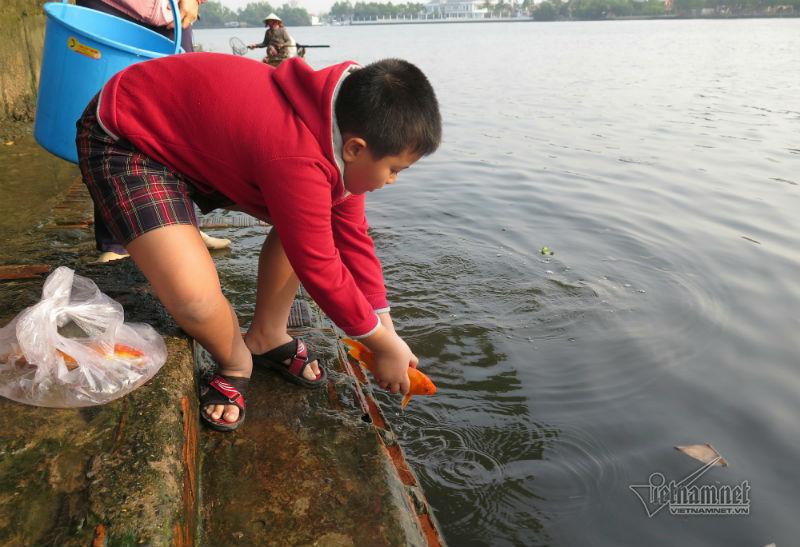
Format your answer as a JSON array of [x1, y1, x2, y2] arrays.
[[0, 334, 197, 547]]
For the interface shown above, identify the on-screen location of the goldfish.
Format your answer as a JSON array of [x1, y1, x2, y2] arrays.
[[58, 343, 145, 370], [342, 338, 436, 408], [112, 344, 145, 360]]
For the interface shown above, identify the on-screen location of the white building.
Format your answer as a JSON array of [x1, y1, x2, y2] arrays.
[[424, 0, 493, 18]]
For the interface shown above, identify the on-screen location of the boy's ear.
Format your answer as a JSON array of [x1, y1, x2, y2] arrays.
[[342, 136, 368, 163]]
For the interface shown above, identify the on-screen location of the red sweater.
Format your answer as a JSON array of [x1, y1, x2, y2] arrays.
[[97, 53, 387, 337]]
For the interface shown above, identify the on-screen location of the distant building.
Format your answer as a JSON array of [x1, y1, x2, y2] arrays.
[[425, 0, 493, 18]]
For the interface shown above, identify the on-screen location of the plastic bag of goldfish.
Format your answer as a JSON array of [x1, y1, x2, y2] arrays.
[[0, 267, 167, 407]]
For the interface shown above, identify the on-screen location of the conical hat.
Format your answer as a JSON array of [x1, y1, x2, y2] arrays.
[[263, 12, 282, 22]]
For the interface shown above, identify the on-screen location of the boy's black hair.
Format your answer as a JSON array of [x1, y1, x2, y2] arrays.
[[335, 59, 442, 159]]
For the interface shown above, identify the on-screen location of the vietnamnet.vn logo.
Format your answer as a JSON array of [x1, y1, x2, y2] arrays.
[[629, 456, 750, 517]]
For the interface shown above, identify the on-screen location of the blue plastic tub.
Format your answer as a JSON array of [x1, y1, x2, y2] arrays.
[[34, 0, 181, 163]]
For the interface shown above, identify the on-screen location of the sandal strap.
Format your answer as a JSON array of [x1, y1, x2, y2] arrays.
[[203, 374, 247, 410], [287, 338, 309, 377], [256, 337, 322, 381], [260, 338, 302, 362]]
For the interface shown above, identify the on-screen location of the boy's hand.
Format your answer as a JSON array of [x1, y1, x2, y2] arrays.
[[362, 325, 418, 395]]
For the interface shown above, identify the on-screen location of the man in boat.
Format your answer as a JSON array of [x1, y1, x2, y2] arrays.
[[247, 13, 299, 67]]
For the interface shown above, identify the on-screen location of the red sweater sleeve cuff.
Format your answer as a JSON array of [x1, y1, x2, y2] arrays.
[[365, 293, 389, 311], [346, 314, 381, 339]]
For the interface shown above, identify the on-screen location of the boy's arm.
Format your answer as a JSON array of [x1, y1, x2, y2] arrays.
[[258, 159, 380, 338], [331, 194, 389, 314], [260, 160, 416, 394], [332, 198, 421, 384]]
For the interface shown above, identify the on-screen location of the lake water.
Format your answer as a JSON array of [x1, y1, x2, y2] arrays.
[[197, 20, 800, 547]]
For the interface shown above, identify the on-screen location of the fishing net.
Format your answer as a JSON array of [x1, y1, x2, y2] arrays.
[[229, 37, 247, 56]]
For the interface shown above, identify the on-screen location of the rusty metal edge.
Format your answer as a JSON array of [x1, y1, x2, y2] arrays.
[[335, 342, 447, 547]]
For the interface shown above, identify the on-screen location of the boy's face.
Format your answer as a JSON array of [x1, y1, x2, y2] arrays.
[[341, 136, 420, 195]]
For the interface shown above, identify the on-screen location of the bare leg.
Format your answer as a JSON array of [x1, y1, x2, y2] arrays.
[[126, 225, 251, 423], [244, 229, 320, 379]]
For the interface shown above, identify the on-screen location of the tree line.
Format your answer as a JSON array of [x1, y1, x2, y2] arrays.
[[198, 0, 429, 26], [196, 0, 428, 27], [530, 0, 797, 20], [195, 0, 796, 27], [195, 1, 312, 27], [330, 1, 426, 19]]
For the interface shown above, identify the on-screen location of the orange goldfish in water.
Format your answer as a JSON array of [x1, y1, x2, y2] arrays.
[[342, 338, 436, 408], [58, 343, 146, 370]]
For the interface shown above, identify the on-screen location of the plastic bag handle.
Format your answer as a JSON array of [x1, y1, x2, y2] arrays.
[[63, 0, 182, 54]]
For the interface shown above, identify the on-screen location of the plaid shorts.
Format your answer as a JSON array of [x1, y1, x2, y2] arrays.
[[76, 95, 232, 246]]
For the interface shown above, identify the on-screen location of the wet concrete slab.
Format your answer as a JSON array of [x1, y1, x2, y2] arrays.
[[195, 325, 440, 547], [0, 173, 445, 546]]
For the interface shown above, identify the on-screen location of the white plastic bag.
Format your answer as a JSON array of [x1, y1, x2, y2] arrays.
[[0, 266, 167, 407]]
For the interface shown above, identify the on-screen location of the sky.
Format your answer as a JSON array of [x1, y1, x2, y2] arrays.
[[218, 0, 335, 16]]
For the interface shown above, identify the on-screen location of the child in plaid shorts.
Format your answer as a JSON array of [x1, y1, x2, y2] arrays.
[[76, 53, 441, 431]]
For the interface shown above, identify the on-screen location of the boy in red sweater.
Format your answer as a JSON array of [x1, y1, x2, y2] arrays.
[[76, 53, 441, 431]]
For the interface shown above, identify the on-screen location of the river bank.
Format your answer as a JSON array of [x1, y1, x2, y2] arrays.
[[344, 12, 797, 24]]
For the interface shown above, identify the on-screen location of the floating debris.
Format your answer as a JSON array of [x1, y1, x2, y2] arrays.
[[540, 246, 554, 255], [674, 443, 728, 466], [741, 235, 761, 245], [3, 140, 14, 146]]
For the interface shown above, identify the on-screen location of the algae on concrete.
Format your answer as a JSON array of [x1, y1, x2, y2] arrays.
[[0, 257, 198, 547], [0, 0, 46, 138]]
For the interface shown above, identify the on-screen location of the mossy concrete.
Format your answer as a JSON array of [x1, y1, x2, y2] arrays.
[[0, 258, 198, 546], [0, 0, 46, 139], [0, 331, 197, 547]]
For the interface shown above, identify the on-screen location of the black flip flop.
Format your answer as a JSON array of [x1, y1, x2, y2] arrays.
[[252, 337, 327, 389]]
